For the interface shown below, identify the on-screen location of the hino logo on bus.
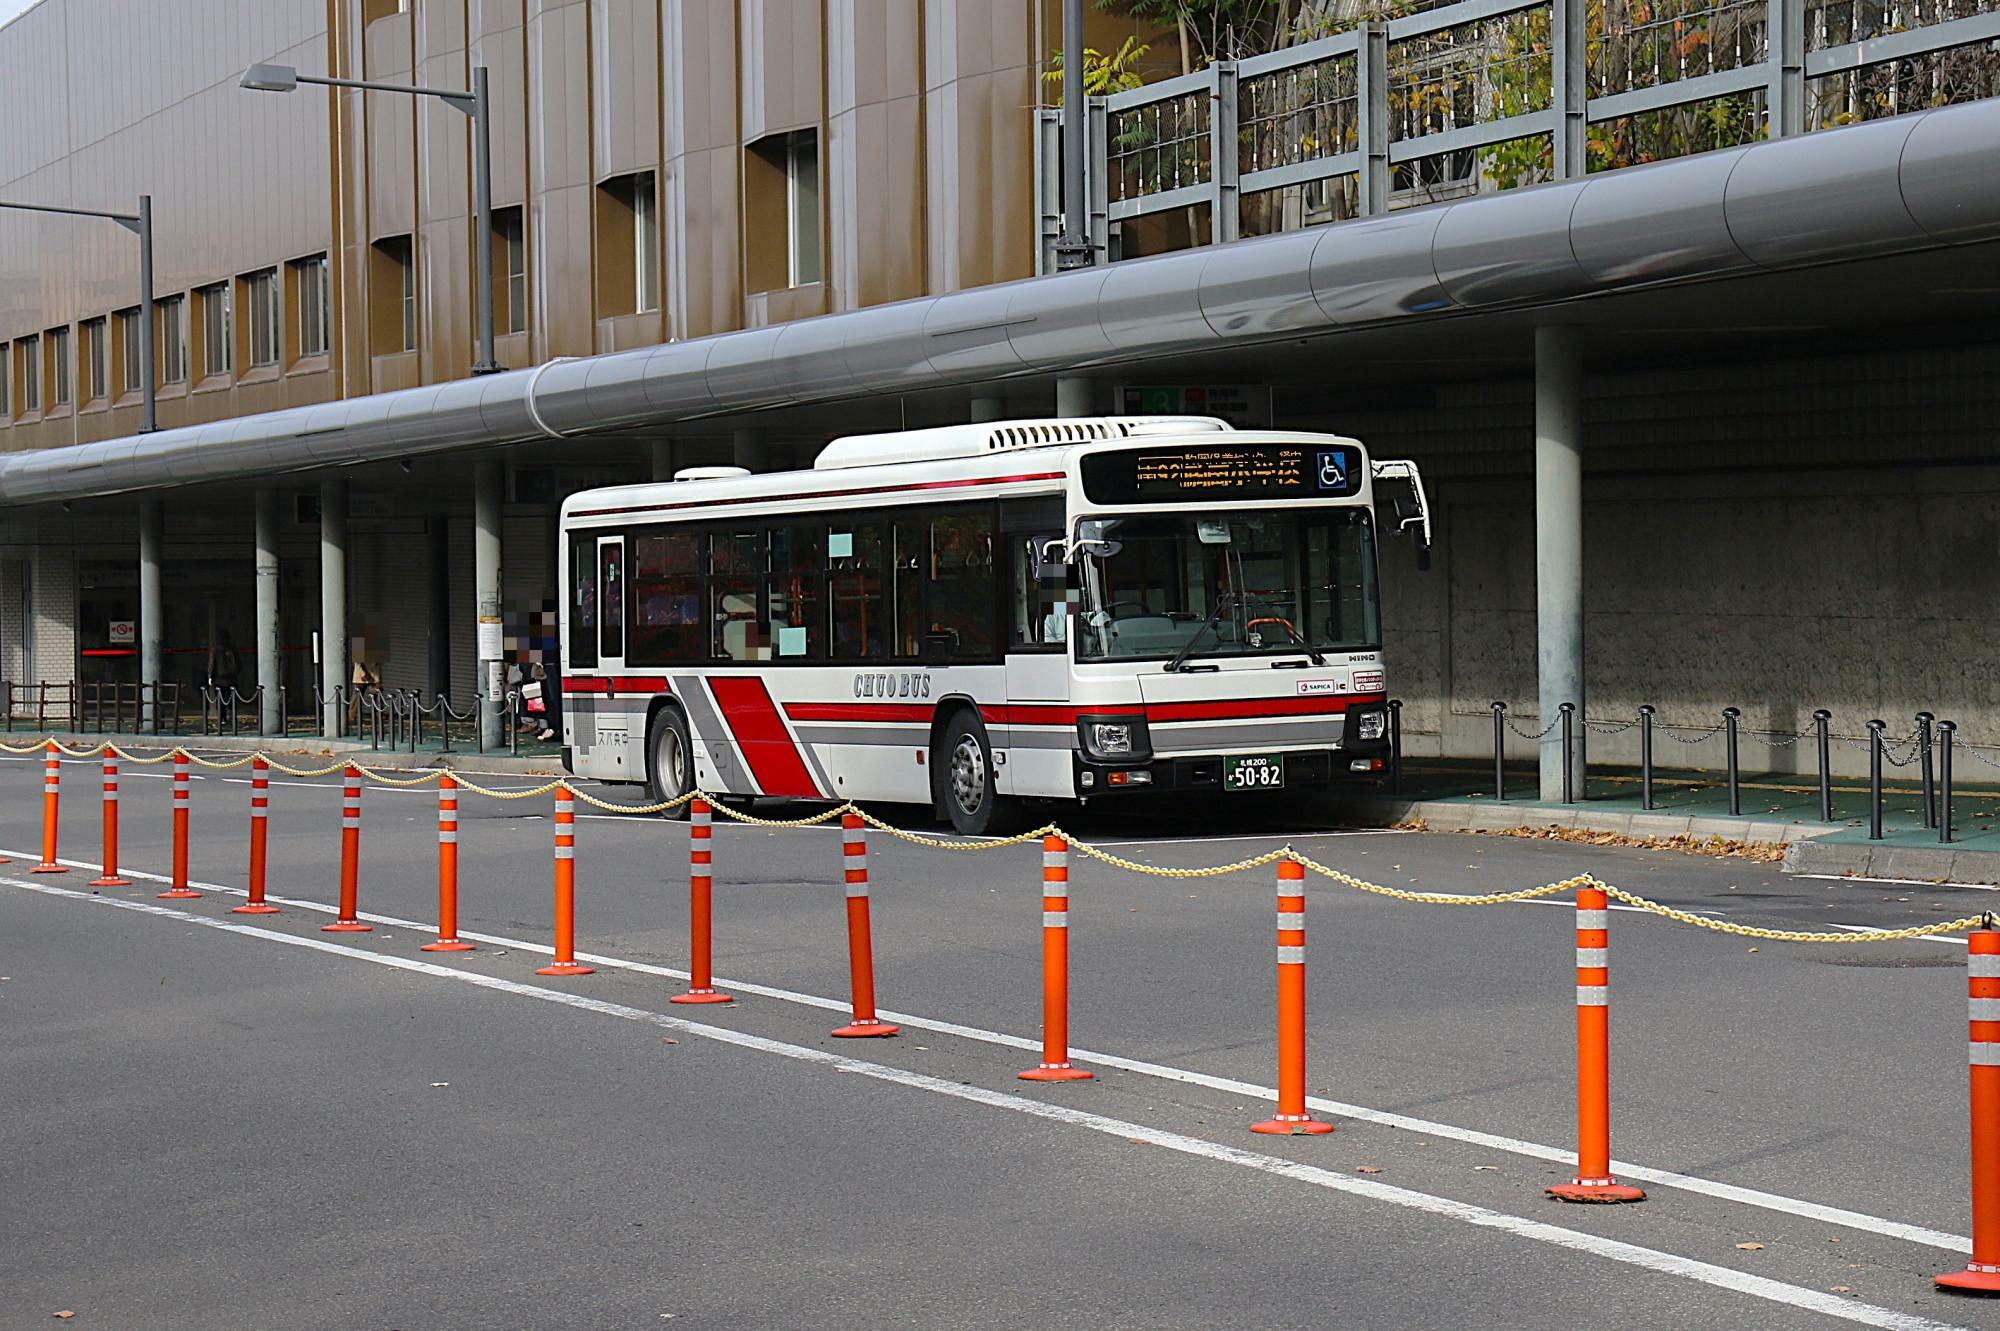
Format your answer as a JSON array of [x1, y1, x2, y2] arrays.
[[855, 671, 932, 700]]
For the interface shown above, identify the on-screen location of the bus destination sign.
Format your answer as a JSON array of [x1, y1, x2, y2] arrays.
[[1082, 443, 1363, 504]]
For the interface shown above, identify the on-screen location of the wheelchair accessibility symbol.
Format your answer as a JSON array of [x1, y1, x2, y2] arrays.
[[1316, 450, 1347, 490]]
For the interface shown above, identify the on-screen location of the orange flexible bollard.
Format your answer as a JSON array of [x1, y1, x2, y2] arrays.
[[1252, 858, 1331, 1133], [88, 755, 130, 887], [157, 752, 201, 899], [536, 786, 593, 976], [1547, 885, 1644, 1202], [322, 765, 370, 932], [421, 775, 472, 951], [670, 797, 731, 1004], [30, 741, 66, 873], [1020, 834, 1091, 1081], [232, 756, 278, 914], [1939, 928, 2000, 1292], [832, 812, 897, 1038]]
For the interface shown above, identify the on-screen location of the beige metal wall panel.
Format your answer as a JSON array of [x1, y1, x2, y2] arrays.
[[527, 0, 594, 360], [590, 0, 661, 177], [740, 0, 825, 142], [415, 9, 473, 382], [827, 0, 928, 312], [662, 0, 743, 341], [331, 5, 371, 399], [475, 13, 531, 207], [922, 0, 1037, 293], [365, 16, 419, 240]]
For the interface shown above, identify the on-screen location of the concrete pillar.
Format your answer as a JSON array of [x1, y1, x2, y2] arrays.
[[1055, 376, 1094, 418], [650, 438, 677, 481], [319, 479, 348, 739], [254, 489, 282, 735], [1535, 326, 1586, 801], [474, 459, 503, 751], [970, 394, 1007, 423], [732, 427, 767, 472], [138, 500, 163, 733]]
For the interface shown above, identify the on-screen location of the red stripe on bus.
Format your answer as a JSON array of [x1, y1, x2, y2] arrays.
[[566, 677, 611, 694], [568, 471, 1066, 519], [707, 676, 823, 798], [786, 702, 934, 723], [1143, 692, 1386, 723]]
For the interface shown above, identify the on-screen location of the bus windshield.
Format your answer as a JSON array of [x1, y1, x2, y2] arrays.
[[1074, 508, 1379, 663]]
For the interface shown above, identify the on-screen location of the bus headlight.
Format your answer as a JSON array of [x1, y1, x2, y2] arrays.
[[1356, 710, 1387, 741], [1078, 715, 1150, 762]]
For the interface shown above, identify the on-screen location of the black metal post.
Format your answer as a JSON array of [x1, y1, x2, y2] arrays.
[[1388, 698, 1403, 795], [1939, 720, 1956, 845], [508, 691, 520, 757], [1639, 704, 1655, 810], [1559, 702, 1575, 805], [1723, 707, 1742, 816], [1917, 711, 1936, 830], [1813, 709, 1833, 822], [1491, 702, 1506, 801], [1867, 719, 1885, 841], [475, 697, 487, 755], [439, 694, 454, 754]]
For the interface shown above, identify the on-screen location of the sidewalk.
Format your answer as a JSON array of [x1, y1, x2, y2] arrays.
[[12, 726, 570, 777], [1336, 758, 2000, 885]]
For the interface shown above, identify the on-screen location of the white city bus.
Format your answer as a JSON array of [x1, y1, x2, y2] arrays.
[[557, 416, 1430, 834]]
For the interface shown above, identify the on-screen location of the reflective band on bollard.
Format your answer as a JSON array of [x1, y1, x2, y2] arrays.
[[322, 765, 370, 932], [1938, 928, 2000, 1293], [1251, 858, 1331, 1134], [536, 786, 593, 976], [88, 755, 130, 887], [1547, 885, 1644, 1203], [158, 752, 201, 899], [832, 812, 897, 1038], [1021, 834, 1091, 1082], [422, 774, 472, 950], [31, 741, 66, 873], [231, 756, 278, 913], [670, 798, 731, 1004]]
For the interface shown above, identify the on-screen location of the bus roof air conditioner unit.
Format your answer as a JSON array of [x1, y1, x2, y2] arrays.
[[674, 466, 754, 482], [814, 415, 1233, 470]]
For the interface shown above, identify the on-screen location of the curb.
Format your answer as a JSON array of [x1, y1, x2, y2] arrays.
[[1781, 838, 2000, 886], [26, 732, 570, 778], [1335, 795, 1838, 849]]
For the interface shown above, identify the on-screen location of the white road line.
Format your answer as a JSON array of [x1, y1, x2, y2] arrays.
[[1799, 873, 2000, 893], [2, 876, 1971, 1331], [10, 844, 1968, 1255]]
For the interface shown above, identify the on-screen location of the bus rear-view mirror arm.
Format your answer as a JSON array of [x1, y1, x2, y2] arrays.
[[1370, 458, 1433, 571]]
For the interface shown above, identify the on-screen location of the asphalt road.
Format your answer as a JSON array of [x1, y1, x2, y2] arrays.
[[4, 747, 1999, 1330]]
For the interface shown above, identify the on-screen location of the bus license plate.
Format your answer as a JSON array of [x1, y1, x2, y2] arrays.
[[1224, 754, 1285, 792]]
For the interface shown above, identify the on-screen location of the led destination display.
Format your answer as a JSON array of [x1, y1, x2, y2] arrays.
[[1081, 443, 1364, 504]]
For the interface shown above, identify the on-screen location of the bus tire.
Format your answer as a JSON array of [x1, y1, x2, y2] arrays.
[[937, 709, 1026, 837], [645, 706, 695, 820]]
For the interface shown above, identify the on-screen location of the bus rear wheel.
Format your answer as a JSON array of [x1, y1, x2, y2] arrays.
[[646, 707, 694, 821], [938, 710, 1027, 837]]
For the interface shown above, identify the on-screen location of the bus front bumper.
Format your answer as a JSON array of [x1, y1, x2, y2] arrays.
[[1072, 743, 1390, 796]]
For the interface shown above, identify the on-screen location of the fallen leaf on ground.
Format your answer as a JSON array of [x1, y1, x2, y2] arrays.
[[1736, 1242, 1764, 1250], [430, 1082, 449, 1088], [1830, 1285, 1851, 1294], [1356, 1166, 1384, 1174], [53, 1313, 74, 1320], [1472, 1165, 1500, 1172], [1747, 947, 1759, 953], [660, 1038, 677, 1045]]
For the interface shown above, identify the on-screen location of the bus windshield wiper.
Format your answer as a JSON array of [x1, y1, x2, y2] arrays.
[[1165, 591, 1236, 673], [1268, 617, 1326, 666]]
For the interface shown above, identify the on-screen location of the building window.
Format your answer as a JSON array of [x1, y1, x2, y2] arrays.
[[369, 235, 416, 355], [198, 283, 232, 380], [493, 206, 527, 334], [115, 308, 142, 395], [82, 318, 108, 403], [244, 268, 280, 368], [19, 335, 40, 412], [0, 343, 9, 418], [158, 295, 187, 385], [745, 130, 821, 292], [594, 172, 658, 317], [293, 254, 330, 359], [48, 327, 71, 407]]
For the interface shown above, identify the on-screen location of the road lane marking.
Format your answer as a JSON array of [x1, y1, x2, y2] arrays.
[[7, 843, 1968, 1256], [2, 875, 1972, 1331], [1800, 873, 2000, 894]]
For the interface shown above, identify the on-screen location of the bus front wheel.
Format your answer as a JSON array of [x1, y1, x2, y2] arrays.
[[646, 707, 695, 821], [938, 711, 1026, 837]]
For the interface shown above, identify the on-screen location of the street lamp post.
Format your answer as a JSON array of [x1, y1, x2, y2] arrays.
[[241, 62, 502, 376], [0, 195, 157, 432], [1054, 0, 1094, 271]]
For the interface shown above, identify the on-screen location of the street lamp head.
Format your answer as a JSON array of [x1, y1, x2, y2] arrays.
[[240, 63, 299, 93]]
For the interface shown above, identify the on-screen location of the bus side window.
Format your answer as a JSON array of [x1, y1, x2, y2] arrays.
[[569, 535, 598, 670], [767, 523, 825, 659], [629, 530, 702, 665], [1009, 534, 1067, 650], [710, 528, 764, 661], [830, 524, 888, 659], [926, 509, 996, 661]]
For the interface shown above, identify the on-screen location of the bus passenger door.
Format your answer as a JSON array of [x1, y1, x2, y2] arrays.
[[1001, 532, 1071, 798], [590, 535, 632, 776]]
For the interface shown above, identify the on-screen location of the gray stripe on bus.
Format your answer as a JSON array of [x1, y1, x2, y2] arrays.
[[673, 676, 745, 795]]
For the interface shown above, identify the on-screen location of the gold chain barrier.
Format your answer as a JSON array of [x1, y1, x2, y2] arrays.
[[2, 730, 1986, 943]]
